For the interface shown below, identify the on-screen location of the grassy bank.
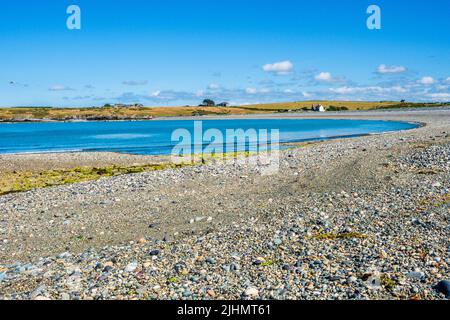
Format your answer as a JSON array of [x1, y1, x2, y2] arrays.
[[0, 151, 258, 195], [0, 163, 192, 195], [0, 101, 447, 121]]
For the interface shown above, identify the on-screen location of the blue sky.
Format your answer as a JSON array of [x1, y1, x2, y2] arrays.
[[1, 0, 449, 107]]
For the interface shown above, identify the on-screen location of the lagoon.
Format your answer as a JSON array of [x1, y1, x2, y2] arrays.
[[0, 119, 418, 155]]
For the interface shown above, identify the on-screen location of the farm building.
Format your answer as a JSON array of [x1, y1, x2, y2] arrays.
[[312, 104, 325, 112]]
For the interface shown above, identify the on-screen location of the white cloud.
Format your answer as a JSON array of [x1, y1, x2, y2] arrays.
[[149, 90, 161, 97], [330, 86, 408, 94], [245, 87, 258, 94], [122, 80, 148, 86], [262, 60, 294, 75], [49, 84, 73, 91], [445, 77, 450, 84], [208, 83, 220, 90], [427, 93, 450, 101], [196, 90, 204, 97], [302, 91, 312, 98], [315, 72, 333, 82], [417, 76, 436, 85], [377, 64, 407, 74]]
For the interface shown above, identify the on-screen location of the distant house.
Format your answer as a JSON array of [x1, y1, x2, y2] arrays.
[[217, 102, 229, 107], [312, 104, 325, 112]]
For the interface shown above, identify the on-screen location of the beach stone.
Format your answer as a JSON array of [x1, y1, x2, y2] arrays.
[[61, 292, 70, 300], [435, 280, 450, 298], [366, 276, 382, 290], [1, 110, 450, 300], [29, 285, 46, 299], [124, 262, 138, 273], [243, 287, 259, 298], [253, 257, 265, 265], [104, 261, 114, 267], [230, 263, 241, 271], [221, 264, 231, 272], [273, 238, 282, 245], [33, 296, 51, 300], [103, 266, 113, 273], [149, 250, 160, 256], [406, 271, 425, 280]]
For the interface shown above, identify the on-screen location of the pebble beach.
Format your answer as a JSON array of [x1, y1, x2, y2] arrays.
[[0, 108, 449, 300]]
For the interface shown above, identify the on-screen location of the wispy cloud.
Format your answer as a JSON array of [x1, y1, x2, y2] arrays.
[[63, 95, 94, 101], [426, 92, 450, 101], [122, 80, 148, 86], [330, 85, 408, 95], [149, 90, 161, 97], [377, 64, 407, 74], [208, 83, 221, 90], [49, 84, 74, 91], [245, 87, 258, 94]]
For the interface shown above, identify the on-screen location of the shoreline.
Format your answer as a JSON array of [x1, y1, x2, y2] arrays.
[[0, 121, 424, 158], [0, 105, 448, 124], [0, 108, 449, 300]]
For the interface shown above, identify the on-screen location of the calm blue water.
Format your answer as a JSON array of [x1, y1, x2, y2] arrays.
[[0, 119, 417, 155]]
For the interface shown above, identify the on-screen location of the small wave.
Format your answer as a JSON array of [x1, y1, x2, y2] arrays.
[[0, 148, 85, 155], [89, 133, 153, 140]]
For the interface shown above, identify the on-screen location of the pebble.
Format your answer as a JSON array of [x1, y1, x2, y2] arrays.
[[435, 280, 450, 298], [124, 262, 138, 273], [243, 287, 259, 298], [149, 250, 160, 256], [406, 271, 425, 280], [0, 113, 449, 300]]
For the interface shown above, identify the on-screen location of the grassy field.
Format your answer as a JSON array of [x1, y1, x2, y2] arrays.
[[0, 101, 447, 121], [0, 106, 263, 120], [236, 101, 446, 111]]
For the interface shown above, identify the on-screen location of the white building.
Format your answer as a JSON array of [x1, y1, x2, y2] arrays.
[[312, 104, 325, 112]]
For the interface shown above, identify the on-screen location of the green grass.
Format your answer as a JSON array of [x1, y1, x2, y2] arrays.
[[0, 101, 448, 121], [0, 163, 192, 195], [0, 150, 261, 196]]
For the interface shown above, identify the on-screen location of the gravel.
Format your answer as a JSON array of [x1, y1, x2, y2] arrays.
[[0, 108, 449, 300]]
